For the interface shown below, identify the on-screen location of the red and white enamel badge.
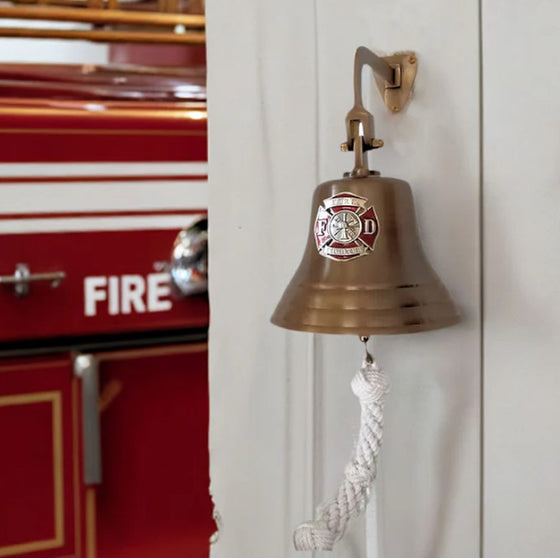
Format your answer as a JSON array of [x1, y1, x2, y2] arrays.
[[314, 192, 379, 261]]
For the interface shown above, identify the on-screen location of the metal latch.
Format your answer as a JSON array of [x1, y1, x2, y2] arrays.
[[0, 263, 66, 297], [74, 354, 102, 486]]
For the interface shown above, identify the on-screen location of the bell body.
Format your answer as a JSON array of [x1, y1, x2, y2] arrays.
[[271, 175, 459, 335]]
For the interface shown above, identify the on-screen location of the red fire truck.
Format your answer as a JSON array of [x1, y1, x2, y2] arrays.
[[0, 63, 214, 558]]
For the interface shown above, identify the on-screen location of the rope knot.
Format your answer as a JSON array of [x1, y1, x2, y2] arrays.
[[293, 521, 336, 551], [292, 355, 390, 552], [351, 361, 390, 405]]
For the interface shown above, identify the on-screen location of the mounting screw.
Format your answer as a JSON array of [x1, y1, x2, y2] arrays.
[[340, 142, 349, 152], [409, 56, 417, 64], [371, 139, 384, 148], [391, 105, 400, 112]]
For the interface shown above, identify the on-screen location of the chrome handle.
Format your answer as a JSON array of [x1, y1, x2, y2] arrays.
[[74, 354, 102, 486], [154, 218, 208, 297], [0, 263, 66, 297]]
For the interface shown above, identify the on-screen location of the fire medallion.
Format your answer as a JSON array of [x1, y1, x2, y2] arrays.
[[314, 192, 379, 261]]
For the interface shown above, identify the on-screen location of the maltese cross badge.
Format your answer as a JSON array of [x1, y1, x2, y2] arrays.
[[314, 192, 380, 261]]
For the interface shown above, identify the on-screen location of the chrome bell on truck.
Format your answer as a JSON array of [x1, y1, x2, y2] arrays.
[[156, 217, 208, 296]]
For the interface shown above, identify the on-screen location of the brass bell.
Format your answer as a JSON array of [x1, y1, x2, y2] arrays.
[[271, 170, 459, 334], [272, 48, 459, 335]]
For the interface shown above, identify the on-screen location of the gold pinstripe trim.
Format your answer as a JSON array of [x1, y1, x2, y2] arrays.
[[0, 392, 64, 557]]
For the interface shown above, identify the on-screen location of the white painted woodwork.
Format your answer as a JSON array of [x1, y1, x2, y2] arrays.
[[0, 22, 108, 64], [482, 0, 560, 556], [0, 162, 208, 178], [206, 1, 318, 556], [0, 162, 207, 233], [0, 181, 208, 213], [0, 215, 205, 234], [207, 1, 481, 557]]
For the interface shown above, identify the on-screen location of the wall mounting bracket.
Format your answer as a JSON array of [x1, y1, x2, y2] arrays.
[[342, 47, 418, 176]]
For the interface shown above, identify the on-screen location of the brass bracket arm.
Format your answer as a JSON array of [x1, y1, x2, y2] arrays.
[[342, 47, 418, 177]]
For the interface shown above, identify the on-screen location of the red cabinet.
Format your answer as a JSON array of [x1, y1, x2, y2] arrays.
[[0, 356, 82, 558], [0, 347, 214, 558], [94, 345, 213, 558]]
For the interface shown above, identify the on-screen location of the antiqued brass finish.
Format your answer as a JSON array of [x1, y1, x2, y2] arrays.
[[374, 53, 418, 113], [347, 47, 417, 118], [344, 48, 417, 177], [271, 45, 458, 336], [271, 175, 459, 335]]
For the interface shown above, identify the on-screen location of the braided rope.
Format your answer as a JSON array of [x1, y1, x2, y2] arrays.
[[293, 358, 390, 551]]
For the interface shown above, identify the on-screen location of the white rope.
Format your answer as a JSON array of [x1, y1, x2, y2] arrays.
[[293, 357, 390, 552]]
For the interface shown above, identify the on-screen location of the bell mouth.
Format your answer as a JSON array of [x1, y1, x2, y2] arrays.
[[270, 281, 460, 336], [270, 314, 461, 336]]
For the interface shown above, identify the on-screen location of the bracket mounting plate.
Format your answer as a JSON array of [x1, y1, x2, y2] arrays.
[[374, 52, 418, 113]]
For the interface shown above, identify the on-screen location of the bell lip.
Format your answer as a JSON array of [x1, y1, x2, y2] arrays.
[[270, 314, 460, 335]]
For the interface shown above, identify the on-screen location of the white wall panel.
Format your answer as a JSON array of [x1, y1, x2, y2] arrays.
[[0, 181, 207, 213], [207, 1, 481, 557], [206, 1, 319, 556], [483, 1, 560, 556], [0, 23, 108, 64]]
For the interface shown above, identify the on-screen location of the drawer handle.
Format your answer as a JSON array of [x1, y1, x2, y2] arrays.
[[0, 263, 66, 297], [74, 354, 102, 486]]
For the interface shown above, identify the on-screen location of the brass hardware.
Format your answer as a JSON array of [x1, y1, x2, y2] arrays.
[[344, 47, 417, 176], [373, 53, 418, 114], [359, 336, 373, 364], [0, 263, 65, 297]]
